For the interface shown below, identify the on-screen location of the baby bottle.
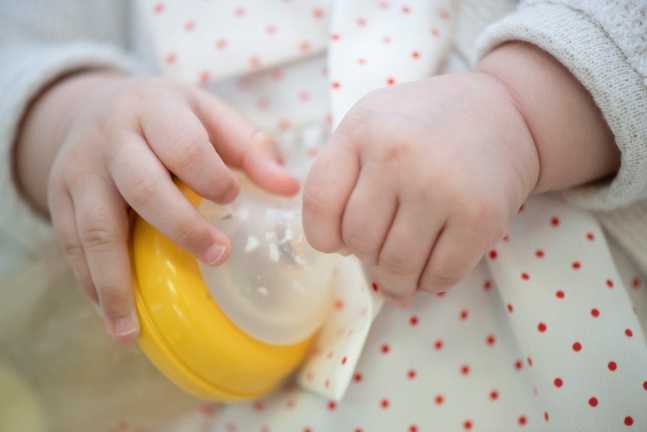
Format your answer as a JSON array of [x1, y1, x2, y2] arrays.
[[131, 176, 338, 402]]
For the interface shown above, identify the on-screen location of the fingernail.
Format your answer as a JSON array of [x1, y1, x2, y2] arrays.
[[114, 314, 139, 338], [205, 244, 227, 265]]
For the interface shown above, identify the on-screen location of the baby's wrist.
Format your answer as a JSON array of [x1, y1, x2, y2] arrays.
[[476, 42, 619, 194]]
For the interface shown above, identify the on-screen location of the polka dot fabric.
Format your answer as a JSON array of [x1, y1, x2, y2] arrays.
[[123, 1, 647, 431], [174, 195, 647, 432]]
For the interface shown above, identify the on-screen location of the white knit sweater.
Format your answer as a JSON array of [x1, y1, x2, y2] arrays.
[[0, 0, 646, 274]]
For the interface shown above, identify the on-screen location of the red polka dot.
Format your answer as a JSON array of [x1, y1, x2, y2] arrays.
[[434, 340, 443, 350], [591, 308, 600, 317], [401, 6, 411, 13], [573, 342, 582, 352], [538, 322, 547, 332], [411, 51, 420, 59], [607, 279, 614, 288], [544, 412, 549, 421], [331, 81, 341, 89], [153, 3, 164, 13], [527, 357, 533, 367], [632, 278, 641, 289], [430, 28, 439, 36], [489, 250, 498, 259], [463, 420, 473, 430], [372, 282, 379, 292], [216, 39, 227, 49], [460, 310, 469, 320], [299, 41, 311, 52], [165, 53, 177, 64], [461, 365, 470, 375], [353, 373, 362, 383], [386, 77, 396, 85], [490, 390, 499, 400], [521, 272, 530, 280], [380, 399, 389, 409], [234, 7, 245, 17], [327, 401, 336, 410], [589, 397, 598, 407], [407, 369, 417, 379], [625, 329, 633, 337], [266, 25, 277, 34], [625, 417, 633, 426], [608, 361, 617, 371], [643, 381, 647, 391], [554, 378, 563, 388], [556, 290, 565, 299], [380, 344, 391, 354], [507, 304, 514, 313], [357, 17, 366, 26], [330, 33, 341, 41], [515, 360, 523, 370], [486, 334, 496, 346], [518, 416, 527, 426], [587, 232, 595, 241], [379, 2, 390, 9], [435, 395, 444, 405], [185, 21, 196, 31], [341, 356, 347, 365], [409, 426, 418, 432], [409, 315, 419, 326], [200, 403, 216, 415], [313, 8, 324, 18], [535, 249, 545, 258], [572, 261, 581, 270], [484, 280, 492, 290], [550, 217, 560, 227]]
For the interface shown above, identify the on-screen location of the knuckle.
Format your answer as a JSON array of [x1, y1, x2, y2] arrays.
[[61, 239, 85, 261], [341, 226, 379, 259], [80, 223, 119, 253], [171, 133, 208, 171], [379, 249, 418, 278], [171, 217, 204, 250], [126, 174, 160, 209], [421, 261, 462, 293]]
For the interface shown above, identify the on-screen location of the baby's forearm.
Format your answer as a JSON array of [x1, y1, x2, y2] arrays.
[[476, 42, 620, 194]]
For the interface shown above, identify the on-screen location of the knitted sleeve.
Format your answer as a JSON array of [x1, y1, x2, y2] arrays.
[[0, 1, 146, 254], [475, 0, 647, 212]]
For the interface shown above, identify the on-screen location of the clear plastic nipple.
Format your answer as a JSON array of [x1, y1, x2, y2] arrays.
[[198, 178, 337, 346]]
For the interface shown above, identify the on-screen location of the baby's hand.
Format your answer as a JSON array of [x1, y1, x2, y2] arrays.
[[18, 72, 299, 341], [303, 73, 539, 306]]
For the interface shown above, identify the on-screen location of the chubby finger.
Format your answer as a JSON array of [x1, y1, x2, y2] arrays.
[[418, 223, 491, 294], [68, 175, 139, 343], [192, 89, 299, 196], [341, 166, 397, 265], [109, 131, 231, 267], [140, 92, 239, 204], [49, 186, 98, 306], [302, 133, 360, 253], [377, 201, 443, 307]]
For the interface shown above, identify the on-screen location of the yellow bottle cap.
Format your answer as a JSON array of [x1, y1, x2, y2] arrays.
[[131, 183, 312, 401]]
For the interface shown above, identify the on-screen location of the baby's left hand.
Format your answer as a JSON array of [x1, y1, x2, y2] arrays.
[[302, 73, 540, 306]]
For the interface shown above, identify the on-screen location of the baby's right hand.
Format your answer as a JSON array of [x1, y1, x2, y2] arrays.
[[18, 72, 299, 342]]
